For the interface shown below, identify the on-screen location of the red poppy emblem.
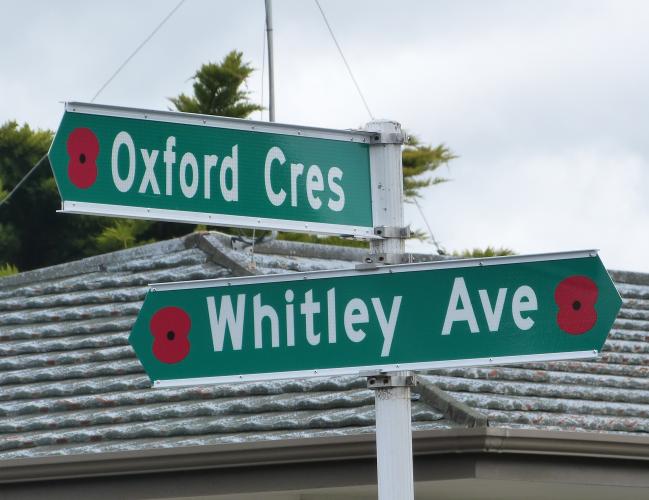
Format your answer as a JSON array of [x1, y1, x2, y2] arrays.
[[150, 306, 191, 364], [554, 276, 598, 335], [66, 128, 99, 189]]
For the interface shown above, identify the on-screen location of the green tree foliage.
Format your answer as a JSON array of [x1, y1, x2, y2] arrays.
[[0, 177, 19, 270], [95, 219, 154, 252], [452, 246, 516, 258], [402, 135, 456, 200], [0, 263, 18, 277], [0, 121, 109, 270], [169, 50, 263, 117]]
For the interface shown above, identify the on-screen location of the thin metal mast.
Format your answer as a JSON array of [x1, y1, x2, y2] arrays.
[[265, 0, 276, 122]]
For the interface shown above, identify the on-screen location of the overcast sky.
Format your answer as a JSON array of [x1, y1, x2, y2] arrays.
[[1, 0, 648, 272]]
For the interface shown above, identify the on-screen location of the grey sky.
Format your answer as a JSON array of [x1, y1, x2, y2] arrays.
[[1, 0, 647, 271]]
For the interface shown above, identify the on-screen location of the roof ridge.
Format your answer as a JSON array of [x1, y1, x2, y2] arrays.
[[237, 234, 368, 262], [415, 376, 488, 428], [0, 236, 190, 289], [185, 233, 256, 277]]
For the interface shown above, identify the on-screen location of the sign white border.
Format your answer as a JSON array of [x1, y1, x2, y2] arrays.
[[66, 102, 375, 143], [153, 350, 598, 388], [61, 201, 377, 238], [151, 249, 599, 291]]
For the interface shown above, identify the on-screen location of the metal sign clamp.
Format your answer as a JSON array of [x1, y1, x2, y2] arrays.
[[359, 224, 411, 269], [367, 372, 417, 389], [369, 131, 406, 145], [358, 248, 411, 268], [374, 225, 411, 239], [361, 252, 405, 266]]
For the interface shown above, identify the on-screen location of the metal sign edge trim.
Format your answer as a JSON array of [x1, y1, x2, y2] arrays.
[[152, 350, 598, 388], [149, 249, 600, 291], [65, 101, 374, 144], [60, 201, 377, 238]]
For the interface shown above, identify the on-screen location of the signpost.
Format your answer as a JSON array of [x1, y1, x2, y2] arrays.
[[49, 103, 622, 500], [48, 102, 378, 237], [129, 251, 621, 387]]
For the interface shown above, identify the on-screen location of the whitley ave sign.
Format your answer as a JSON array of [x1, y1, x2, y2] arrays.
[[129, 250, 622, 387], [48, 102, 377, 236]]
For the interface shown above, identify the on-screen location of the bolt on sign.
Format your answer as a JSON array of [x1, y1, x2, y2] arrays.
[[48, 102, 377, 237], [128, 251, 622, 387]]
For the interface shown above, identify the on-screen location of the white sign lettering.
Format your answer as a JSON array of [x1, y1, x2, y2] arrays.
[[205, 289, 402, 358], [109, 132, 346, 213], [442, 277, 538, 335]]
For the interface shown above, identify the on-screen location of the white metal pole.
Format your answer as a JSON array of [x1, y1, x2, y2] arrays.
[[364, 120, 414, 500], [368, 372, 415, 500], [264, 0, 276, 122]]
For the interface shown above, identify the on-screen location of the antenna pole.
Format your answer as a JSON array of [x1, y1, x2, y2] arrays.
[[265, 0, 276, 122]]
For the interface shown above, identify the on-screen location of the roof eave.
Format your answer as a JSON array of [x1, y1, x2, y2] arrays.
[[3, 427, 649, 485]]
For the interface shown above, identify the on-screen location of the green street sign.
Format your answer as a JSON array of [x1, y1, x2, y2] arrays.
[[129, 251, 622, 387], [48, 102, 377, 237]]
